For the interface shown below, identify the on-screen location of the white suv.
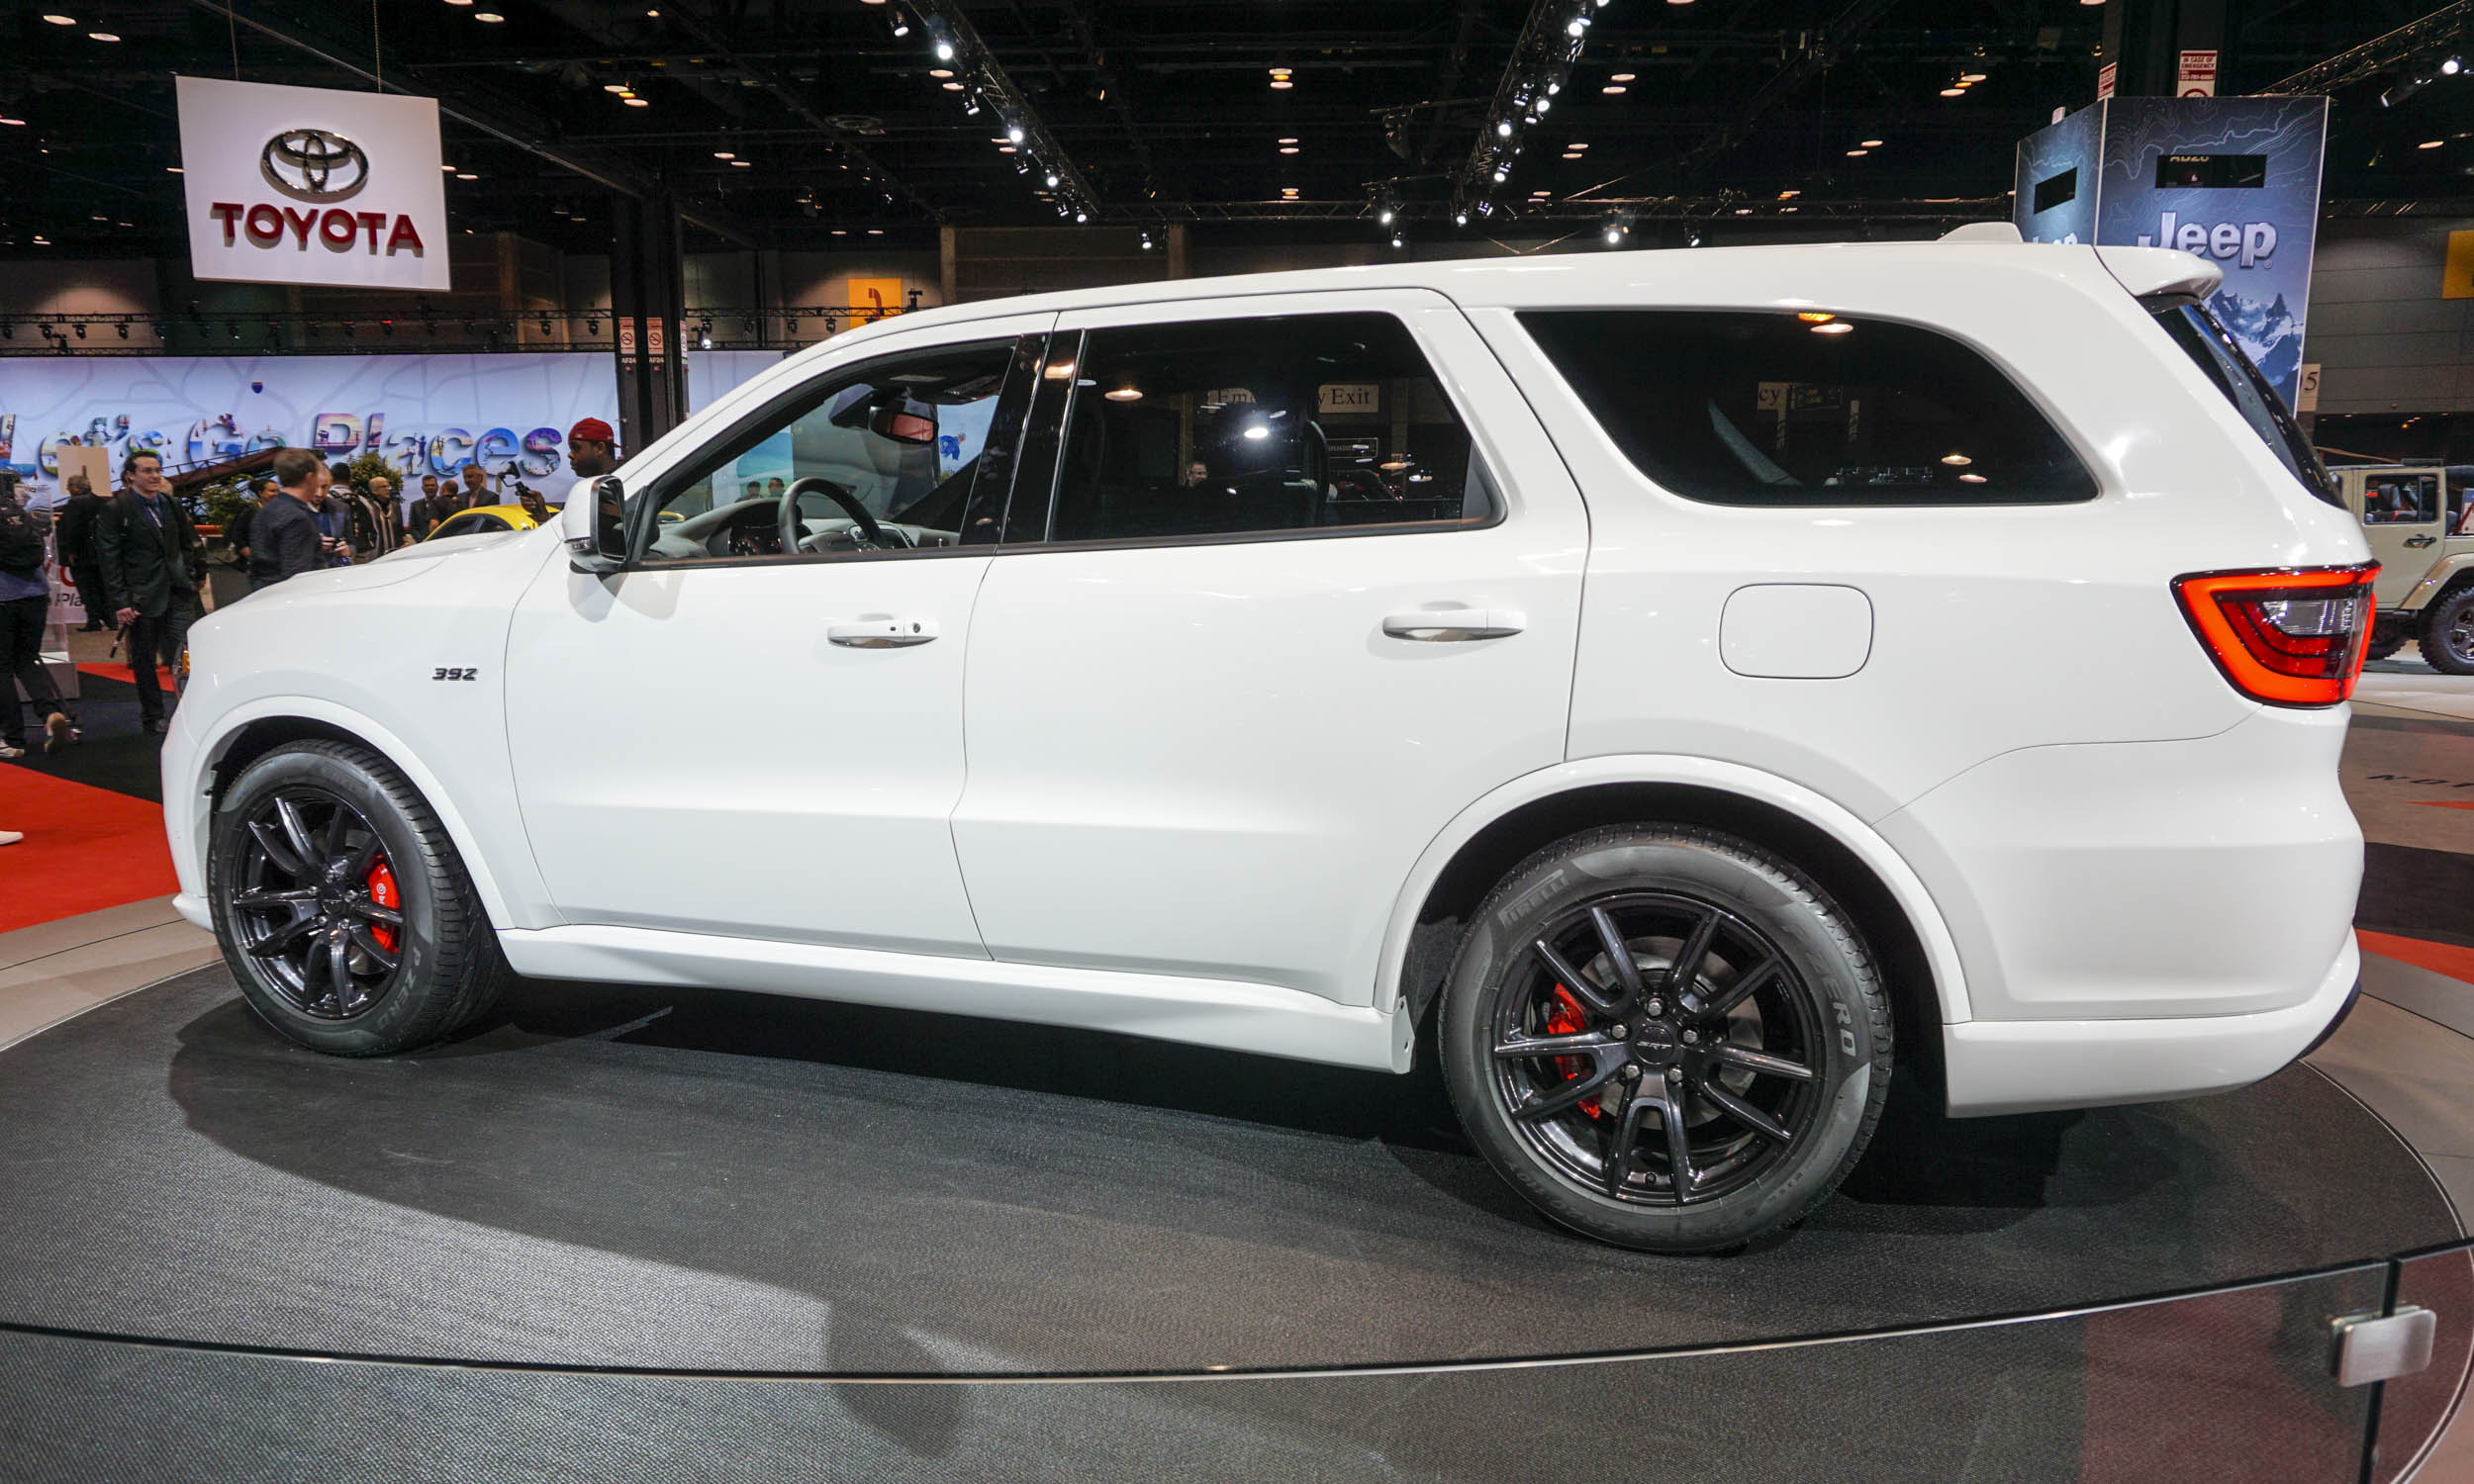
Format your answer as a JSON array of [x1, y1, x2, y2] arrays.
[[162, 239, 2373, 1252]]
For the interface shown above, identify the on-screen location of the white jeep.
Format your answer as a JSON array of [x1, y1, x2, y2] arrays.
[[163, 239, 2371, 1252]]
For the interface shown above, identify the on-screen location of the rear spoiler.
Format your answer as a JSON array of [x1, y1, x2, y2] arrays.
[[2095, 245, 2223, 304]]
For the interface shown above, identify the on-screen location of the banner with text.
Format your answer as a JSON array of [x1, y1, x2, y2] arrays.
[[176, 77, 450, 292], [2015, 95, 2328, 409], [0, 352, 616, 508]]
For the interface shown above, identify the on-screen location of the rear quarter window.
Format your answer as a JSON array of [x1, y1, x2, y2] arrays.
[[1519, 309, 2098, 507]]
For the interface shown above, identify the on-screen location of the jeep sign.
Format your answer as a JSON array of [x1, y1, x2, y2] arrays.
[[176, 77, 449, 292]]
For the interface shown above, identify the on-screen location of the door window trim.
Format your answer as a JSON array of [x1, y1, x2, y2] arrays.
[[615, 332, 1040, 572], [1003, 307, 1508, 556]]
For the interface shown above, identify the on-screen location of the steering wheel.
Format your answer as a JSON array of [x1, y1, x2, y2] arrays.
[[778, 476, 888, 554]]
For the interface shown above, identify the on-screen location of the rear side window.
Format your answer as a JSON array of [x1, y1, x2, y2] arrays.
[[1042, 312, 1496, 544], [1520, 309, 2098, 506], [2149, 302, 2340, 509]]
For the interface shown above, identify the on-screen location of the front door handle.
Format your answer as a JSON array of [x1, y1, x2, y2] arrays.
[[827, 617, 938, 648], [1381, 607, 1524, 642], [2405, 533, 2437, 548]]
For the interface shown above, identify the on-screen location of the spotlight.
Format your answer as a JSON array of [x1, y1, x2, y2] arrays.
[[2444, 57, 2464, 76], [1007, 125, 1026, 143], [1046, 172, 1060, 188], [1496, 121, 1513, 138], [934, 39, 954, 61], [1389, 232, 1404, 249], [890, 11, 909, 38], [698, 331, 713, 350], [1454, 211, 1468, 226], [1378, 208, 1394, 225], [2383, 75, 2430, 108]]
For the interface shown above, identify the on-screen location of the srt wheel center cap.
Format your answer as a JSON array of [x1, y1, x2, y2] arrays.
[[1632, 1022, 1681, 1068]]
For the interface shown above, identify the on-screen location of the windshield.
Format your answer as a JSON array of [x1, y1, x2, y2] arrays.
[[2151, 301, 2339, 510]]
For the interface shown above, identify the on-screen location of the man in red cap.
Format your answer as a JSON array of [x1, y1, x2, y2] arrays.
[[569, 417, 619, 480]]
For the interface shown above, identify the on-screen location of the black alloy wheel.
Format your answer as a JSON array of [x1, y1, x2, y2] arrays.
[[211, 739, 513, 1056], [226, 788, 406, 1020], [1440, 826, 1892, 1252], [2426, 589, 2474, 677], [1490, 893, 1823, 1208]]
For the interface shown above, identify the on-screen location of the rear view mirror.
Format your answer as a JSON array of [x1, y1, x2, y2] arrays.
[[564, 475, 627, 575], [870, 407, 936, 445]]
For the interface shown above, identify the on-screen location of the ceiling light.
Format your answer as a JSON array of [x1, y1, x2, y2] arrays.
[[1847, 147, 1869, 156], [1496, 121, 1513, 138], [1940, 87, 1966, 97], [928, 68, 953, 79], [1601, 85, 1627, 95], [1389, 232, 1405, 248], [1278, 137, 1298, 144], [622, 97, 649, 107], [1104, 387, 1143, 402], [1959, 472, 1989, 484], [867, 228, 884, 235], [1797, 312, 1835, 323], [1734, 207, 1752, 215], [890, 13, 910, 37], [1811, 321, 1853, 334], [87, 30, 120, 41], [0, 116, 23, 127], [455, 172, 477, 180], [2443, 57, 2463, 75], [1570, 141, 1589, 150], [729, 159, 750, 167], [714, 150, 734, 159], [1610, 73, 1636, 83], [1491, 168, 1507, 182], [473, 12, 503, 21], [1860, 139, 1884, 147], [1561, 152, 1581, 159], [934, 40, 955, 61], [2424, 139, 2445, 148], [1940, 452, 1972, 466], [603, 82, 629, 93], [1007, 125, 1025, 143], [1045, 172, 1060, 187], [164, 163, 180, 171], [445, 0, 472, 4], [442, 163, 456, 171], [645, 7, 659, 14], [1566, 18, 1586, 36], [41, 14, 75, 24], [1778, 189, 1800, 199], [1279, 145, 1298, 154], [1959, 72, 1987, 83]]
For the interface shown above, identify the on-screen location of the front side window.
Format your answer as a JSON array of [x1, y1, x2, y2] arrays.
[[1039, 312, 1495, 544], [1520, 309, 2098, 507], [2362, 472, 2439, 525], [641, 338, 1021, 563]]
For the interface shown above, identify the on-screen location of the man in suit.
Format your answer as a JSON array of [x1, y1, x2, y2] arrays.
[[53, 474, 112, 630], [93, 450, 207, 735]]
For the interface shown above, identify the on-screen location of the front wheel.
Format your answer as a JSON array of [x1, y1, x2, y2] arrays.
[[209, 739, 512, 1056], [2423, 589, 2474, 676], [1439, 826, 1892, 1252]]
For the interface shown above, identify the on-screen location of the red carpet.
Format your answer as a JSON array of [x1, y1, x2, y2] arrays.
[[2358, 928, 2474, 987], [0, 768, 180, 933]]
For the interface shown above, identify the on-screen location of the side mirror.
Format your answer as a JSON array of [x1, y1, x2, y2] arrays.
[[563, 475, 627, 575]]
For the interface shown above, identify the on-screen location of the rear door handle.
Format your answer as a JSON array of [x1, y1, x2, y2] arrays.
[[827, 617, 938, 648], [1381, 607, 1524, 642]]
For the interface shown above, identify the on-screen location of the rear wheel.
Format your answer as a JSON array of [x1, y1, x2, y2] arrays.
[[2424, 589, 2474, 676], [209, 740, 512, 1056], [1439, 825, 1892, 1252]]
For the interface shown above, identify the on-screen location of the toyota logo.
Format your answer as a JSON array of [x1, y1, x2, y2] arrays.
[[260, 129, 369, 203]]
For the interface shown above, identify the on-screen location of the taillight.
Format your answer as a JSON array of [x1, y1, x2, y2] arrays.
[[2172, 564, 2378, 707]]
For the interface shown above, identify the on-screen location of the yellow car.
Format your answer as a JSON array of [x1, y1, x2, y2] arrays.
[[422, 503, 558, 542]]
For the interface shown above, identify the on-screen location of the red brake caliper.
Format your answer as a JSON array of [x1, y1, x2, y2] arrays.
[[1545, 984, 1603, 1118], [364, 858, 401, 953]]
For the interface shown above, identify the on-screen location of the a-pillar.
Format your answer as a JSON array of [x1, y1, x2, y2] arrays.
[[609, 190, 689, 459]]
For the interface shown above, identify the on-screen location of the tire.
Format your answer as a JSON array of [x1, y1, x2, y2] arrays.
[[208, 740, 513, 1056], [1439, 825, 1892, 1252], [2423, 588, 2474, 676], [2363, 624, 2406, 664]]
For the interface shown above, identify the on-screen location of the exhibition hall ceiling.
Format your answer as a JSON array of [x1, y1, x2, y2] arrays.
[[0, 0, 2461, 254]]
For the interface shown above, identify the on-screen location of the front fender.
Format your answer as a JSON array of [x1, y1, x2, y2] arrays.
[[2402, 550, 2474, 612], [166, 695, 557, 934], [1373, 755, 1973, 1046]]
